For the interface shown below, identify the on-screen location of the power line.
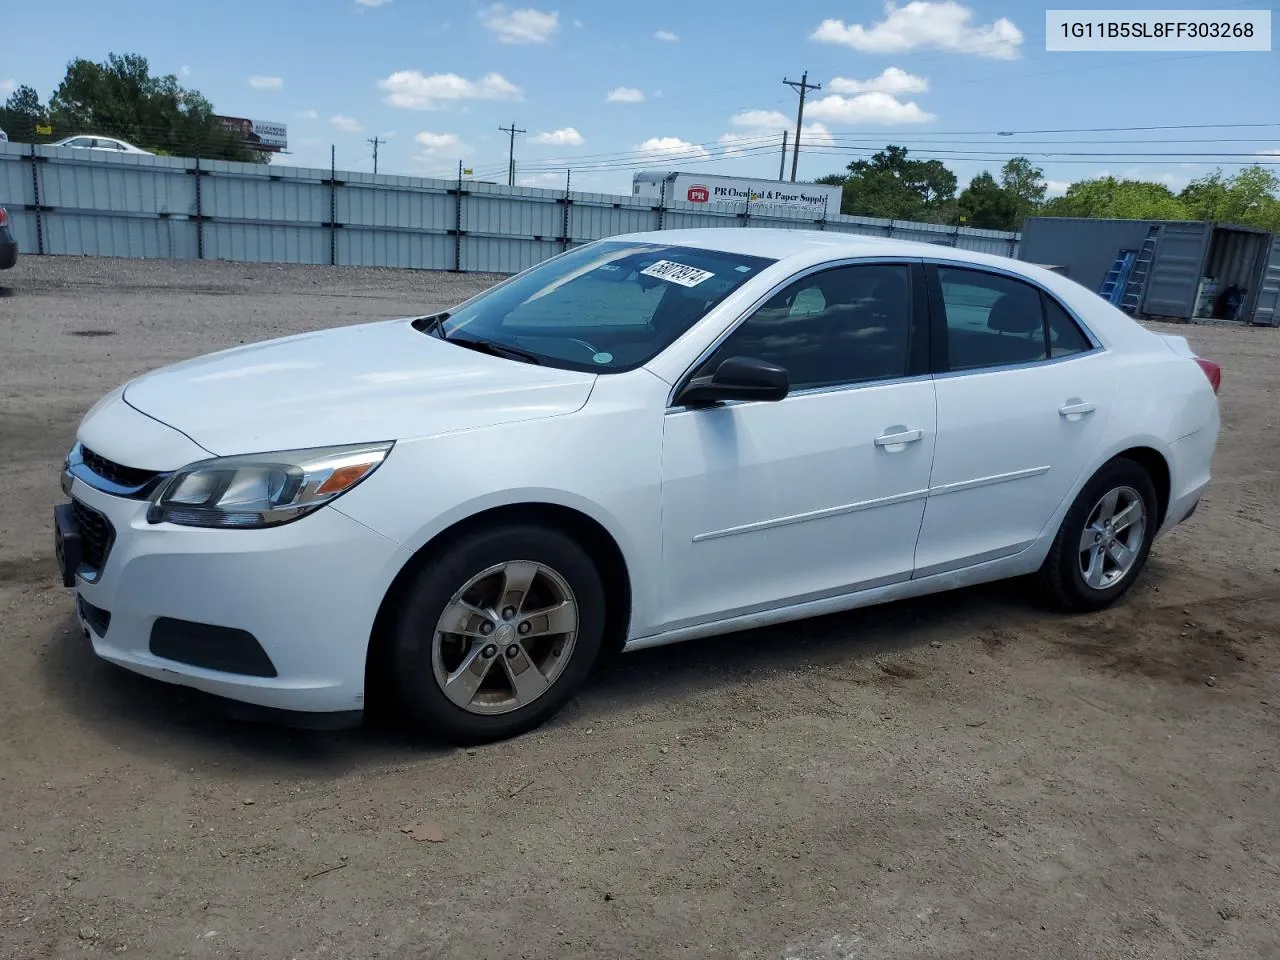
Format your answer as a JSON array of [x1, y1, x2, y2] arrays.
[[498, 122, 526, 187], [467, 122, 1279, 178], [783, 71, 821, 182]]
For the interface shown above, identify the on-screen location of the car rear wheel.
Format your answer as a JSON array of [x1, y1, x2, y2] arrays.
[[1038, 457, 1158, 612], [390, 524, 606, 744]]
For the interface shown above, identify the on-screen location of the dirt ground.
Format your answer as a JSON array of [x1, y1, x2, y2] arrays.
[[1, 256, 1278, 960]]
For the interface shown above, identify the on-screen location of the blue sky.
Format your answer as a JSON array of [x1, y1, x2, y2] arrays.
[[3, 0, 1277, 197]]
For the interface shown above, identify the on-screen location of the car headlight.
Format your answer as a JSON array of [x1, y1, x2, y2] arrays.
[[147, 441, 394, 529]]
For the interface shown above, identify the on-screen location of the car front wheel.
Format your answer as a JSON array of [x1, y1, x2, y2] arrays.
[[1038, 457, 1159, 612], [391, 524, 606, 744]]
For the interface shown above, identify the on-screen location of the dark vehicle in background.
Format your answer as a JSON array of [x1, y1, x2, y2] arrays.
[[0, 206, 17, 270]]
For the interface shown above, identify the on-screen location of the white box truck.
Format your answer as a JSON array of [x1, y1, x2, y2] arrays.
[[632, 171, 843, 218]]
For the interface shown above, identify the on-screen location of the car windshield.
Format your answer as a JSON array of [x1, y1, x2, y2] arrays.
[[433, 240, 776, 372]]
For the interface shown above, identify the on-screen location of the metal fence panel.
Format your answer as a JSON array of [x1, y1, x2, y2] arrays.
[[38, 147, 196, 215], [338, 227, 452, 270], [0, 142, 1022, 267], [0, 148, 38, 251], [203, 174, 327, 225], [203, 222, 328, 264], [338, 182, 452, 231], [569, 198, 656, 240], [463, 235, 560, 274], [464, 188, 562, 240], [42, 211, 198, 259]]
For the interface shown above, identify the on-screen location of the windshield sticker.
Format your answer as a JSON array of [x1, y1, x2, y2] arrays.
[[639, 260, 716, 288], [734, 265, 752, 273], [592, 352, 614, 364]]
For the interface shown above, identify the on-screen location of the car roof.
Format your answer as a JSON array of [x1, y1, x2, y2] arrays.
[[608, 227, 1018, 270]]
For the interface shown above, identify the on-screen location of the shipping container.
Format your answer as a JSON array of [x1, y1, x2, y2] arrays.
[[1020, 216, 1280, 327]]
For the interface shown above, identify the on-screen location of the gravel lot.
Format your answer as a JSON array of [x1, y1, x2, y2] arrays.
[[2, 256, 1279, 960]]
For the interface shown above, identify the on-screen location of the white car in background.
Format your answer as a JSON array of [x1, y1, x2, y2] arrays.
[[52, 134, 153, 155], [0, 127, 8, 143], [56, 229, 1221, 744]]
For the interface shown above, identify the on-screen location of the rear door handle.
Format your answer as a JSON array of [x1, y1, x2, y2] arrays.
[[1058, 401, 1096, 418], [874, 428, 924, 448]]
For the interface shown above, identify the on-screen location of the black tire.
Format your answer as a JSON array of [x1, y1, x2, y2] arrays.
[[1037, 457, 1159, 612], [390, 524, 606, 745]]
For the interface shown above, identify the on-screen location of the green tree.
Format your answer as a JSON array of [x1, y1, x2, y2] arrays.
[[822, 145, 958, 221], [1179, 166, 1280, 231], [1040, 177, 1188, 220], [0, 85, 48, 141], [47, 52, 265, 162], [999, 157, 1046, 227], [958, 171, 1019, 230]]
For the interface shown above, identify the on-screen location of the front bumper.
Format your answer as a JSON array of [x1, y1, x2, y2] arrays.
[[63, 477, 411, 714]]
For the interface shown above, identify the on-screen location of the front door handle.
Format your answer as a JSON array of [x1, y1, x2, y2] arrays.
[[874, 428, 924, 449], [1058, 401, 1096, 419]]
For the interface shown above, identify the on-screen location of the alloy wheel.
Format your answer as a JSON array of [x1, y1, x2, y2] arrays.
[[431, 561, 579, 716]]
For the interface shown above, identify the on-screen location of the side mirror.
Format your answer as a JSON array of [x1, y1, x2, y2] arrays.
[[676, 355, 790, 408]]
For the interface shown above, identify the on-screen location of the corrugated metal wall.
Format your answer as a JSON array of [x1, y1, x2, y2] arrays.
[[0, 142, 1021, 272]]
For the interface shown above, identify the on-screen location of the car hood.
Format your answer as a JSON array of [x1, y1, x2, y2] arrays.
[[121, 318, 598, 455]]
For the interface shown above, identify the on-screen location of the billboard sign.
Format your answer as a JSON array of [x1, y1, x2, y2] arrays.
[[215, 116, 288, 152]]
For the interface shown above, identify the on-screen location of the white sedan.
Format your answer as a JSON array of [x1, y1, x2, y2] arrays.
[[56, 229, 1221, 743], [51, 134, 153, 155]]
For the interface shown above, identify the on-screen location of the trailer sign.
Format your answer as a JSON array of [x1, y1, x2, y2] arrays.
[[633, 171, 843, 217]]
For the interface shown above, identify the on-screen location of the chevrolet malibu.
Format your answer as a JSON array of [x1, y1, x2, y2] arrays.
[[56, 229, 1221, 743]]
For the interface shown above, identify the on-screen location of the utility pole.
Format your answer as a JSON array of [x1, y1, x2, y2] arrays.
[[778, 131, 789, 181], [783, 71, 821, 182], [498, 122, 526, 187], [366, 136, 385, 174]]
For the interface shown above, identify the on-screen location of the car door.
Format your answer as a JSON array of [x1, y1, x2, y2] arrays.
[[911, 263, 1115, 578], [657, 260, 937, 630]]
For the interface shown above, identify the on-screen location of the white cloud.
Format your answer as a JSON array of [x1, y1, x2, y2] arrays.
[[356, 0, 391, 6], [1044, 179, 1072, 196], [294, 109, 319, 120], [379, 70, 523, 110], [1258, 149, 1280, 156], [248, 75, 284, 90], [0, 79, 15, 96], [654, 29, 679, 41], [812, 1, 1023, 60], [721, 113, 833, 156], [532, 127, 584, 146], [414, 131, 465, 154], [606, 86, 645, 103], [829, 67, 928, 96], [330, 114, 365, 133], [573, 18, 583, 28], [731, 109, 791, 130], [479, 5, 560, 44], [179, 65, 191, 78], [636, 136, 709, 158], [805, 91, 935, 124]]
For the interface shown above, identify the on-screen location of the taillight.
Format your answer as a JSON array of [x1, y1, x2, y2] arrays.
[[0, 207, 7, 227], [1195, 357, 1221, 394]]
